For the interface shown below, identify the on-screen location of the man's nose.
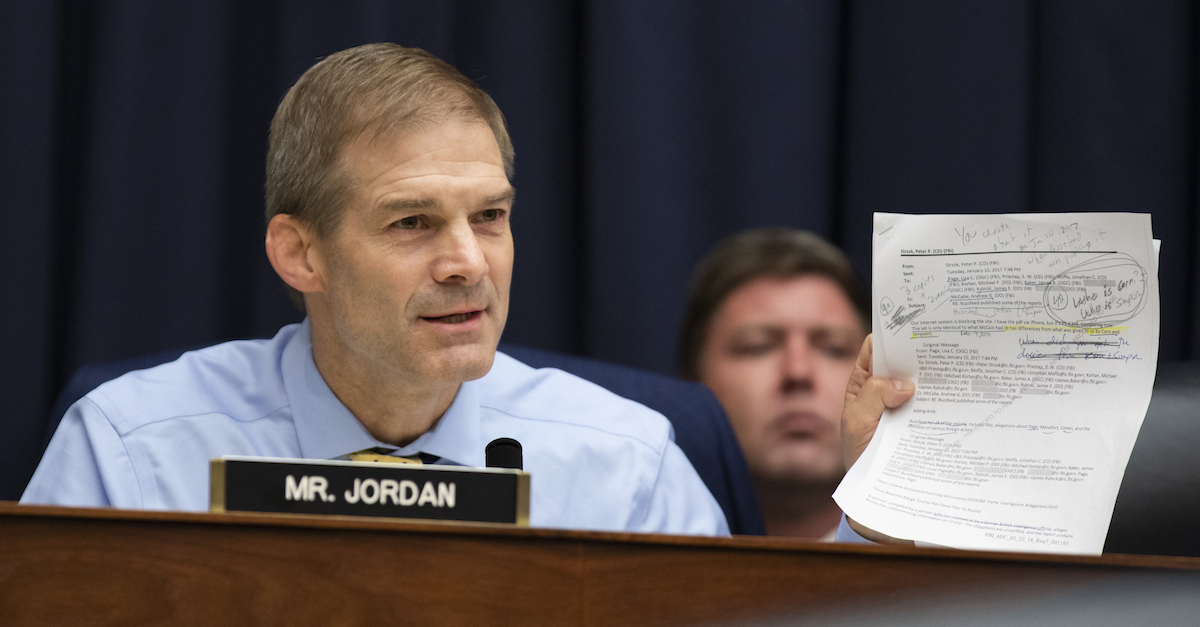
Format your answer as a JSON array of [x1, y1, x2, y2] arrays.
[[432, 221, 488, 285], [781, 334, 815, 393]]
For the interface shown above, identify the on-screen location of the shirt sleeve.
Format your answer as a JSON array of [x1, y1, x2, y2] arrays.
[[20, 397, 140, 508], [834, 513, 874, 543], [633, 439, 731, 536]]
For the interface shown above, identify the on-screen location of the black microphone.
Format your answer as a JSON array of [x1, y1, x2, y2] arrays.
[[485, 438, 523, 470]]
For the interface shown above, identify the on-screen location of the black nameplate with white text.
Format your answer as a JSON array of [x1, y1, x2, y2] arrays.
[[210, 457, 530, 525]]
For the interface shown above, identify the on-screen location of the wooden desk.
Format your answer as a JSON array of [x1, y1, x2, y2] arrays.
[[2, 502, 1197, 626]]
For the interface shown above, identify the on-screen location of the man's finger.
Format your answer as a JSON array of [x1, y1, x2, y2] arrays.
[[881, 376, 915, 408]]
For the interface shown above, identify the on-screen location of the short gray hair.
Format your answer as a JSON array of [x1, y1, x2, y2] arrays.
[[264, 43, 514, 308]]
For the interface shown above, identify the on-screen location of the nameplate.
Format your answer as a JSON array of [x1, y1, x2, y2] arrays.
[[210, 456, 529, 526]]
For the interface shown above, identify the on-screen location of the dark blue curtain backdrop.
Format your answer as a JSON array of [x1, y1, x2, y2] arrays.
[[1, 1, 1197, 500]]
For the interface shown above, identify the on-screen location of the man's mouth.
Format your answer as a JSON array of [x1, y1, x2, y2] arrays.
[[421, 311, 482, 324], [777, 411, 829, 437]]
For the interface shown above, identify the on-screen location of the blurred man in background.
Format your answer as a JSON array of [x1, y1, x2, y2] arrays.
[[680, 228, 868, 539]]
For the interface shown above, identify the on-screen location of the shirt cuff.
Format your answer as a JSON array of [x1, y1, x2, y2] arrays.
[[834, 513, 874, 544]]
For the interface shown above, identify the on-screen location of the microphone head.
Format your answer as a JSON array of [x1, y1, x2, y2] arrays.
[[485, 437, 523, 470]]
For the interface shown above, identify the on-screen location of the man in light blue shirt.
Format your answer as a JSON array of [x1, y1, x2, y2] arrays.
[[22, 43, 728, 536]]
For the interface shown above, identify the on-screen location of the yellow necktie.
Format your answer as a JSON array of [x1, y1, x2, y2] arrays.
[[347, 447, 423, 465]]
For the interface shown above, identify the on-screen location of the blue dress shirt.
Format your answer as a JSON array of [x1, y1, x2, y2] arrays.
[[835, 514, 871, 543], [22, 320, 729, 535]]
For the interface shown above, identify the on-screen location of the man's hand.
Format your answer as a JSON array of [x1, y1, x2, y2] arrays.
[[842, 334, 915, 469], [842, 334, 916, 544]]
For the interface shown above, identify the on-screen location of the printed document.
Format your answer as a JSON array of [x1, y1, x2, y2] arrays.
[[834, 213, 1158, 554]]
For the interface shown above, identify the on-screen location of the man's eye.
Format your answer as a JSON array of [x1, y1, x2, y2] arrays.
[[729, 343, 775, 357], [816, 341, 857, 360], [824, 346, 855, 359], [479, 209, 504, 222], [395, 216, 421, 230]]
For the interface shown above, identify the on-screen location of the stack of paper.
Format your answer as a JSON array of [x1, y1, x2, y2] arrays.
[[834, 213, 1159, 555]]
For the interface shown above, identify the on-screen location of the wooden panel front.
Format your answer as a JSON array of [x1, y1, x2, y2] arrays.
[[0, 510, 582, 625], [580, 541, 1122, 625], [1, 503, 1195, 626]]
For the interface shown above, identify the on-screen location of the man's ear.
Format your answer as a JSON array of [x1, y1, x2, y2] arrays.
[[265, 214, 325, 294]]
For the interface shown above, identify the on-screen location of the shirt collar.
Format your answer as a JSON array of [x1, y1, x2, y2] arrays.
[[282, 318, 484, 467], [397, 379, 484, 467]]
